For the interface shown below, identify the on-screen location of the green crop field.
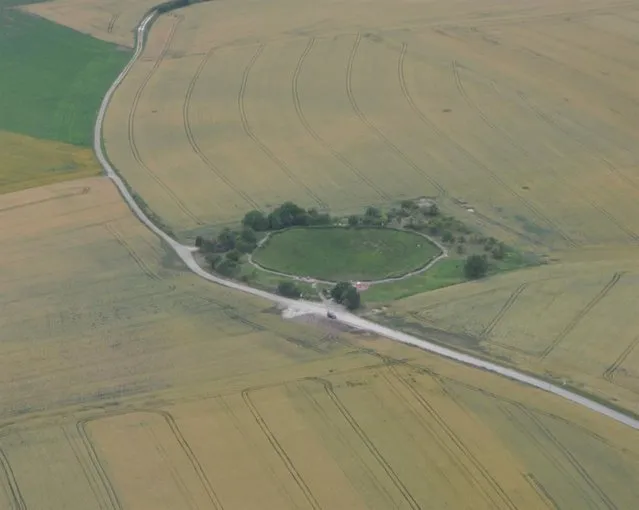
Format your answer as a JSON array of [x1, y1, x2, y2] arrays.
[[0, 5, 130, 146], [252, 227, 440, 281]]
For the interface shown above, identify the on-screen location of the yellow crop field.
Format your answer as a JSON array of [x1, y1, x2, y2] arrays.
[[22, 0, 159, 48], [97, 0, 639, 247], [384, 255, 639, 414], [1, 177, 639, 509], [0, 131, 101, 195]]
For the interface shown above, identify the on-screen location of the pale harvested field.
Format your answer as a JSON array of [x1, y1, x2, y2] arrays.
[[1, 178, 638, 509], [97, 0, 639, 246], [22, 0, 159, 48]]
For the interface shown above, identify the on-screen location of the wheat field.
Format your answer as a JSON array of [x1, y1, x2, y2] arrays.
[[384, 254, 639, 415], [22, 0, 159, 48], [92, 0, 639, 247], [0, 131, 101, 195], [1, 177, 638, 509]]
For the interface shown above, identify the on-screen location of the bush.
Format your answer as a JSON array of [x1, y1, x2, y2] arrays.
[[456, 244, 465, 255], [195, 235, 203, 248], [491, 242, 507, 260], [442, 230, 455, 243], [216, 258, 238, 277], [236, 239, 256, 254], [277, 281, 302, 299], [464, 254, 488, 279]]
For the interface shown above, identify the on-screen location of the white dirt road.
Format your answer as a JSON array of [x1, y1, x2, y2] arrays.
[[94, 7, 639, 431]]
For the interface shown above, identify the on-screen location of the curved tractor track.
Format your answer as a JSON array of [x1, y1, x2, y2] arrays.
[[95, 7, 639, 432]]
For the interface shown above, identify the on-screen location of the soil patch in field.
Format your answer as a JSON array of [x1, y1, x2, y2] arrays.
[[252, 226, 440, 282]]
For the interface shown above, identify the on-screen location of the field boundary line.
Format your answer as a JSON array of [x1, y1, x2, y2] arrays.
[[241, 389, 321, 509], [151, 410, 225, 509], [62, 426, 112, 510], [295, 381, 398, 506], [291, 38, 391, 200], [451, 60, 578, 247], [603, 335, 639, 383], [380, 368, 498, 507], [312, 377, 422, 510], [238, 43, 327, 208], [0, 449, 26, 510], [93, 2, 639, 432], [540, 272, 624, 360], [517, 405, 618, 510], [107, 13, 120, 34], [397, 44, 543, 247], [480, 283, 528, 338], [0, 186, 90, 215], [146, 423, 199, 509], [76, 419, 123, 510], [346, 34, 446, 197], [387, 366, 519, 510], [104, 221, 160, 280], [499, 404, 598, 508], [127, 15, 203, 225], [525, 473, 560, 510], [183, 46, 261, 210]]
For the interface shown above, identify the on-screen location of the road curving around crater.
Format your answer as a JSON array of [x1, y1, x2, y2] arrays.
[[94, 5, 639, 431]]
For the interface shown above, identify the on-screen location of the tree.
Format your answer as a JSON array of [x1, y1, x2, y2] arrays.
[[464, 254, 488, 279], [195, 235, 203, 248], [330, 281, 361, 310], [342, 286, 361, 310], [401, 199, 416, 210], [330, 281, 352, 302], [237, 228, 257, 253], [347, 215, 360, 227], [426, 203, 439, 217], [226, 249, 241, 262], [365, 206, 381, 218], [491, 242, 507, 260], [216, 228, 236, 251], [277, 281, 301, 299], [240, 227, 257, 243], [207, 253, 222, 269], [269, 201, 308, 229], [441, 230, 455, 243], [242, 210, 269, 231]]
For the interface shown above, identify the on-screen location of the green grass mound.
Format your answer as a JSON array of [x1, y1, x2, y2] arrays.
[[252, 227, 441, 282], [0, 7, 131, 146]]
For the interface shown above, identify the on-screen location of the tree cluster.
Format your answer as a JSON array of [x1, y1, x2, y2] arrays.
[[464, 254, 488, 279], [242, 202, 331, 232], [196, 226, 258, 256], [330, 282, 361, 310]]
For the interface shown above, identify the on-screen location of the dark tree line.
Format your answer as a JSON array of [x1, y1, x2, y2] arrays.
[[242, 202, 331, 231]]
